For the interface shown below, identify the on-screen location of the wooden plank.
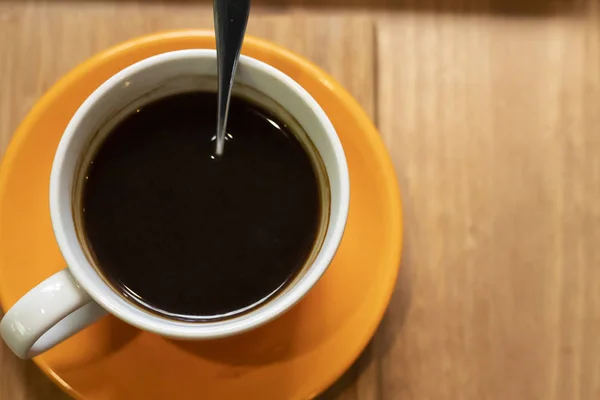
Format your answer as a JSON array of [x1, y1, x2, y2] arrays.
[[0, 2, 375, 155], [376, 1, 600, 399], [0, 2, 375, 399]]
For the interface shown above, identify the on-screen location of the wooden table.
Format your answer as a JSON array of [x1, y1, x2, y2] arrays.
[[1, 0, 600, 399]]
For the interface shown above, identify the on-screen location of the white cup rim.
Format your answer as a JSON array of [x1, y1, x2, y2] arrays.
[[49, 50, 350, 338]]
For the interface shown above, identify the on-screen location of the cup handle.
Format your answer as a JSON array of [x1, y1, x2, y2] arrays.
[[0, 269, 107, 359]]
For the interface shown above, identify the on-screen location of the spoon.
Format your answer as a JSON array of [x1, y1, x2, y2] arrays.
[[213, 0, 251, 156]]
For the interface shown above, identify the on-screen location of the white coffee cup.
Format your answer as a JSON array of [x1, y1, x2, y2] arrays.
[[0, 50, 349, 359]]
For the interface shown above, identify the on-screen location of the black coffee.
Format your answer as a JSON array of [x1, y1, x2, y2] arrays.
[[78, 91, 326, 321]]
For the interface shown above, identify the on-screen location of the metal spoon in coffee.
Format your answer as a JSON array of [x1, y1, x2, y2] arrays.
[[213, 0, 251, 156]]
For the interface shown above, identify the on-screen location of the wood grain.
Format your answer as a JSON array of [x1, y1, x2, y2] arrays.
[[375, 1, 600, 399], [1, 0, 600, 399]]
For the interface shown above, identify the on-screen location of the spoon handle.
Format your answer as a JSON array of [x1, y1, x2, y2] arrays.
[[214, 0, 251, 156]]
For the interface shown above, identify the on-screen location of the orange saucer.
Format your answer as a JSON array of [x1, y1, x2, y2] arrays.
[[0, 31, 402, 399]]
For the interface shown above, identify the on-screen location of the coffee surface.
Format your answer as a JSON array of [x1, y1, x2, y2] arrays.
[[80, 91, 323, 320]]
